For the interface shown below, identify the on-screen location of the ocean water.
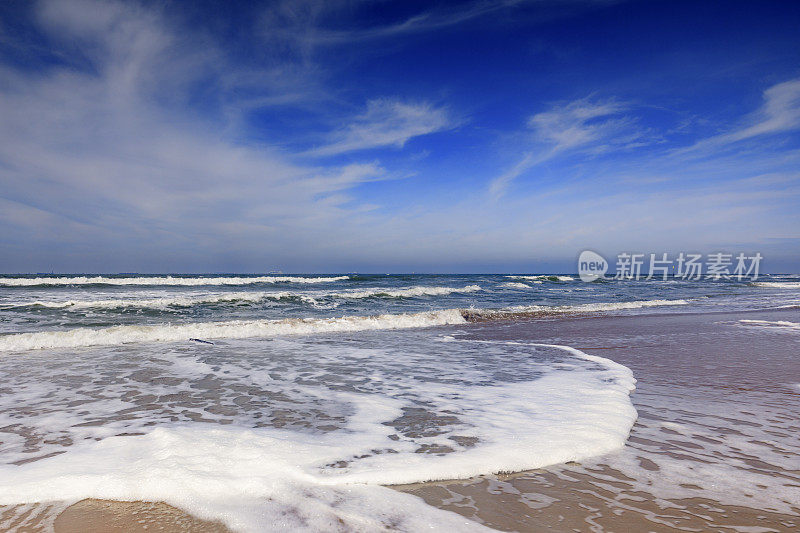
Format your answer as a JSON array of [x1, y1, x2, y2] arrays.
[[0, 273, 798, 531], [2, 273, 799, 343]]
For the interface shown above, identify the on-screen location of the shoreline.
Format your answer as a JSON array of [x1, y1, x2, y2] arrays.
[[396, 306, 800, 531], [2, 306, 799, 531]]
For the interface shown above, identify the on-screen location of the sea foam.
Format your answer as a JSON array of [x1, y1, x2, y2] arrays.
[[507, 275, 573, 282], [461, 299, 689, 321], [0, 299, 691, 352], [0, 299, 689, 351], [752, 281, 800, 289], [0, 337, 636, 532], [737, 319, 800, 331], [0, 285, 481, 311], [0, 291, 321, 310], [329, 284, 482, 299], [501, 282, 531, 289], [0, 309, 468, 351]]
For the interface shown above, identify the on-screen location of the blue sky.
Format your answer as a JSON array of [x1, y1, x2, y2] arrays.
[[1, 0, 799, 273]]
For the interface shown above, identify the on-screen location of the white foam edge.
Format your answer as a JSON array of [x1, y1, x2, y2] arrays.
[[0, 343, 636, 532], [0, 309, 468, 351], [0, 299, 691, 352], [1, 285, 482, 311]]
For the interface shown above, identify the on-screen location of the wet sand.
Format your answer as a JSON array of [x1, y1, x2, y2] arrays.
[[396, 307, 800, 531], [2, 307, 799, 532], [0, 500, 227, 532]]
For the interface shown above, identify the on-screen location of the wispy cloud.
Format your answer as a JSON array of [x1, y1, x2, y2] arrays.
[[491, 78, 800, 199], [490, 98, 642, 197], [307, 99, 454, 156], [313, 0, 525, 42], [0, 0, 393, 270], [528, 99, 630, 151], [488, 154, 537, 200], [258, 0, 619, 59], [680, 79, 800, 154], [260, 0, 526, 51]]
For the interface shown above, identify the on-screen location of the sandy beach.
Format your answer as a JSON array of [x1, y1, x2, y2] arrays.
[[397, 307, 800, 531]]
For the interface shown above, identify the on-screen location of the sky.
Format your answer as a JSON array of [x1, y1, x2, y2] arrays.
[[0, 0, 799, 273]]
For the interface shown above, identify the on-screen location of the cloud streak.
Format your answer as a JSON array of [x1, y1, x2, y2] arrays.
[[307, 99, 454, 156], [490, 98, 643, 197], [680, 79, 800, 154], [490, 78, 800, 199], [260, 0, 529, 51]]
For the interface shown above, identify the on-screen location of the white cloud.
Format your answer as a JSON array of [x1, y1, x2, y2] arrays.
[[490, 79, 800, 199], [489, 98, 641, 197], [259, 0, 620, 55], [0, 0, 392, 270], [260, 0, 525, 51], [681, 78, 800, 153], [307, 99, 454, 156], [527, 99, 628, 151], [488, 153, 536, 199]]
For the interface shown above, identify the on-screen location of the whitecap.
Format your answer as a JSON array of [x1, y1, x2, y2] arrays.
[[0, 275, 349, 287]]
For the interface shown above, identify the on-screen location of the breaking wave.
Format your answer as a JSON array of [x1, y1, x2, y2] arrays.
[[506, 275, 572, 282], [330, 284, 482, 299], [1, 285, 482, 311], [737, 319, 800, 332], [0, 309, 468, 351], [461, 299, 689, 321], [1, 292, 321, 310], [0, 298, 688, 351], [501, 282, 531, 289], [0, 275, 350, 287], [752, 281, 800, 289]]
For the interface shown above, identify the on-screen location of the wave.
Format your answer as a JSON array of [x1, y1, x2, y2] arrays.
[[1, 285, 482, 312], [500, 282, 531, 289], [0, 275, 349, 287], [330, 285, 482, 299], [0, 309, 468, 351], [461, 299, 689, 321], [0, 298, 689, 351], [751, 282, 800, 289], [507, 275, 572, 282], [737, 319, 800, 331], [0, 291, 322, 310]]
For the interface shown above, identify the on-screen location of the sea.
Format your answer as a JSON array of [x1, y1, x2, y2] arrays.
[[0, 273, 798, 531]]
